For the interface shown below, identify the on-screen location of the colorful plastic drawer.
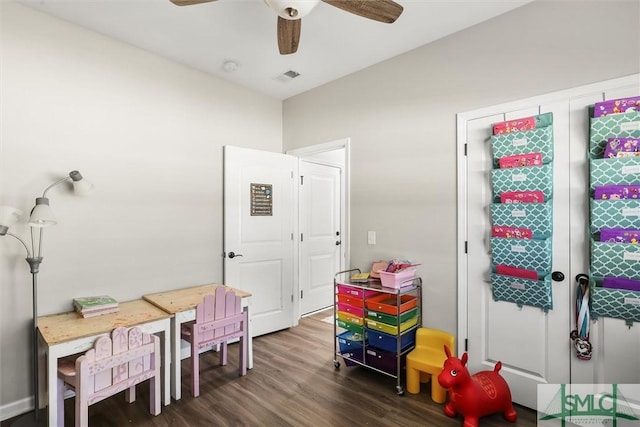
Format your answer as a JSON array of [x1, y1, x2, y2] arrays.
[[336, 293, 364, 307], [491, 201, 553, 239], [591, 241, 640, 278], [338, 332, 364, 349], [336, 284, 380, 299], [365, 315, 418, 336], [337, 302, 364, 318], [366, 328, 416, 353], [336, 319, 363, 335], [590, 157, 640, 191], [364, 294, 418, 315], [490, 237, 552, 276], [491, 163, 553, 202], [365, 347, 406, 375], [366, 307, 418, 326], [591, 285, 640, 326], [590, 199, 640, 233], [589, 111, 640, 158], [491, 125, 554, 166], [490, 273, 553, 312], [336, 310, 364, 326]]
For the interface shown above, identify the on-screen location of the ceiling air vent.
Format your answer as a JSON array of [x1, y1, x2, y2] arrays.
[[275, 70, 301, 83]]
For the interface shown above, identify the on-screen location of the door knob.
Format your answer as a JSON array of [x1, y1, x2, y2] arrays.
[[227, 251, 243, 259], [335, 241, 341, 246], [552, 271, 565, 282]]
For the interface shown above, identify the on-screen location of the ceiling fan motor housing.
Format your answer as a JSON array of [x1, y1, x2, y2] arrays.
[[264, 0, 320, 20]]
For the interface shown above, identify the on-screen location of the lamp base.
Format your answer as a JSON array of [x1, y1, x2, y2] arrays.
[[10, 408, 47, 427]]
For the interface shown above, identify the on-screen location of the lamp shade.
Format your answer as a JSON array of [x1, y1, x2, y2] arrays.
[[0, 205, 23, 235], [29, 197, 57, 228], [69, 170, 95, 196]]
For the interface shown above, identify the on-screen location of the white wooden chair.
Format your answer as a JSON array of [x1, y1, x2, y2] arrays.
[[57, 326, 161, 426], [181, 286, 248, 397]]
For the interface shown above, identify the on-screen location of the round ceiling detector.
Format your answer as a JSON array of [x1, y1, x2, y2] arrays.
[[222, 61, 239, 72], [263, 0, 321, 20]]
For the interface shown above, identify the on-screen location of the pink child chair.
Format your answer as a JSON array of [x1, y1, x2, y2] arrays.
[[180, 286, 248, 397], [57, 326, 161, 426]]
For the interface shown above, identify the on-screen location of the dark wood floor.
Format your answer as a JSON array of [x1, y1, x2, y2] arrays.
[[3, 311, 538, 426]]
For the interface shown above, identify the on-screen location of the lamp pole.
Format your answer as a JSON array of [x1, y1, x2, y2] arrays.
[[1, 230, 46, 427]]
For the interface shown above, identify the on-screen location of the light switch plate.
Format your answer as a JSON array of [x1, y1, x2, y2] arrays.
[[367, 231, 376, 245]]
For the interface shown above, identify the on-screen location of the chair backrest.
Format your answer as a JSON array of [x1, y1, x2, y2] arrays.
[[193, 286, 245, 350], [76, 326, 160, 406], [416, 327, 455, 358]]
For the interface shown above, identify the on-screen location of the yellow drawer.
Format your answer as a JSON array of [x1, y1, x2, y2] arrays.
[[337, 310, 364, 326], [365, 316, 418, 335]]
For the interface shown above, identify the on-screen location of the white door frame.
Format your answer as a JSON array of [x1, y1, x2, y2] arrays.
[[287, 138, 351, 319]]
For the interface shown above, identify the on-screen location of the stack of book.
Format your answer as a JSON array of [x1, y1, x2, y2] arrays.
[[73, 295, 120, 318]]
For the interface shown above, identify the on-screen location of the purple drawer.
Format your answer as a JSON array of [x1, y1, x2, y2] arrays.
[[365, 347, 406, 375]]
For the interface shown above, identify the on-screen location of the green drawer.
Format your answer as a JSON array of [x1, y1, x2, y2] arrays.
[[366, 307, 418, 326]]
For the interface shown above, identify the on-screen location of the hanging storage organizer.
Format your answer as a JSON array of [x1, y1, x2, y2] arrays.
[[488, 112, 554, 312], [588, 107, 640, 326]]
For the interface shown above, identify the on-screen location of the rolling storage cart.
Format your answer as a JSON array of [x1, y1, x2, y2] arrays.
[[333, 268, 422, 395]]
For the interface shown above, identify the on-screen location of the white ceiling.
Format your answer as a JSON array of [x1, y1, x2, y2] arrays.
[[16, 0, 532, 100]]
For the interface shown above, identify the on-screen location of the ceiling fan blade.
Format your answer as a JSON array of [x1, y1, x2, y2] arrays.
[[322, 0, 403, 23], [277, 17, 301, 55], [169, 0, 217, 6]]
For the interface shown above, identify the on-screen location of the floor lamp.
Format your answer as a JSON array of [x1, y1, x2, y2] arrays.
[[0, 171, 94, 427]]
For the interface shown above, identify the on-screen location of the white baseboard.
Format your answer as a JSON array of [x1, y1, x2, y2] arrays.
[[0, 396, 33, 422]]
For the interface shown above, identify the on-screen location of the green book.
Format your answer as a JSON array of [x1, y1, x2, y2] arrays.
[[350, 272, 370, 283], [73, 295, 118, 312]]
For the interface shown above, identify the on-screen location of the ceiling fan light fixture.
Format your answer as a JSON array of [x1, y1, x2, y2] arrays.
[[264, 0, 320, 20]]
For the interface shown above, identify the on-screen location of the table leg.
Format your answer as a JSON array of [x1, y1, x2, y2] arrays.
[[161, 321, 171, 406], [45, 345, 59, 427], [171, 316, 182, 401], [245, 298, 253, 370]]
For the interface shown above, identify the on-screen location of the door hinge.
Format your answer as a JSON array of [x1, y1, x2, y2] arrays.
[[291, 294, 294, 302], [300, 233, 304, 242], [465, 338, 468, 352], [291, 233, 294, 240], [464, 143, 468, 156], [300, 290, 303, 299], [464, 241, 468, 254], [300, 176, 304, 185]]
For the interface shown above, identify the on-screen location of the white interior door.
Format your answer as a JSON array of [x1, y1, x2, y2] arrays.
[[463, 105, 571, 410], [223, 145, 296, 337], [459, 75, 640, 410], [299, 160, 342, 315]]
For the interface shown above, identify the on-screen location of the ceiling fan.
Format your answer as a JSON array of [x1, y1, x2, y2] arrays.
[[169, 0, 404, 55]]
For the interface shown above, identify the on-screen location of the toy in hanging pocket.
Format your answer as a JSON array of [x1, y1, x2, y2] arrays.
[[500, 190, 544, 204], [491, 226, 533, 239], [593, 96, 640, 117], [603, 137, 640, 158], [438, 345, 517, 427], [498, 152, 543, 169]]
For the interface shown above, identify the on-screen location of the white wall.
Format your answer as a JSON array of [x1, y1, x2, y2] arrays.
[[0, 1, 282, 412], [282, 0, 640, 335]]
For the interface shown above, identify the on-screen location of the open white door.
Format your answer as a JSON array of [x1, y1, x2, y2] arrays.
[[299, 160, 342, 315], [224, 145, 296, 337]]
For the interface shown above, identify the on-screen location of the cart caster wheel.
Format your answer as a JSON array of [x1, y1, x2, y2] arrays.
[[396, 386, 404, 396], [334, 361, 340, 369]]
